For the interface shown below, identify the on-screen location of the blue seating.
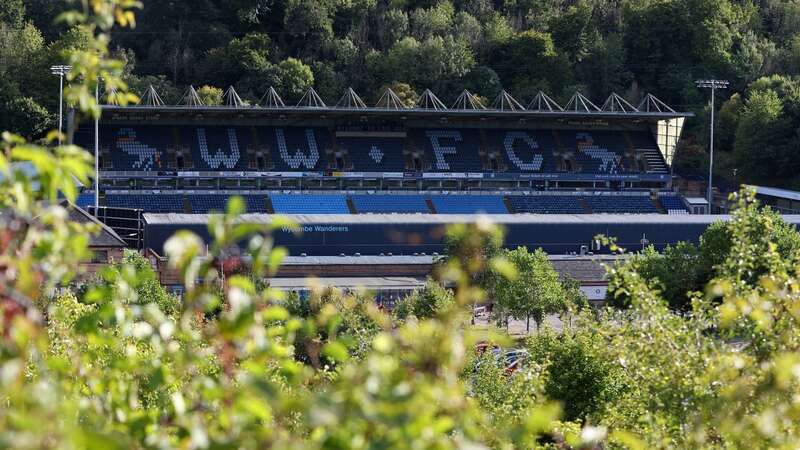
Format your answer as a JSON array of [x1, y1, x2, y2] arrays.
[[89, 125, 672, 179], [486, 129, 558, 172], [266, 127, 329, 171], [106, 193, 184, 212], [560, 130, 635, 174], [243, 195, 269, 213], [337, 136, 406, 172], [270, 194, 350, 214], [76, 192, 95, 209], [351, 195, 430, 213], [507, 196, 585, 214], [411, 129, 484, 172], [583, 195, 659, 213], [431, 195, 508, 213], [190, 194, 227, 213], [659, 194, 688, 213], [190, 194, 268, 213], [96, 126, 175, 171]]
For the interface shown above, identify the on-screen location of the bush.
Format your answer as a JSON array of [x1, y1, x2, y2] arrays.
[[526, 327, 623, 422], [392, 279, 455, 322]]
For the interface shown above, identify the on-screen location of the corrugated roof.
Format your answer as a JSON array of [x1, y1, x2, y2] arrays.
[[282, 255, 437, 265], [66, 203, 127, 247], [745, 184, 800, 202], [268, 276, 427, 290], [279, 254, 621, 282]]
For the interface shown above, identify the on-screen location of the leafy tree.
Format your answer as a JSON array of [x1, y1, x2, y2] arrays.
[[734, 88, 797, 182], [410, 1, 454, 40], [392, 279, 455, 322], [377, 81, 418, 107], [717, 92, 745, 151], [608, 242, 702, 311], [200, 32, 272, 88], [490, 30, 571, 98], [549, 3, 594, 63], [283, 287, 387, 364], [0, 97, 52, 138], [276, 57, 314, 102], [197, 85, 223, 105], [493, 246, 566, 331], [561, 275, 589, 312], [785, 33, 800, 74], [375, 8, 409, 49], [0, 0, 25, 28], [609, 189, 800, 311], [527, 327, 623, 422]]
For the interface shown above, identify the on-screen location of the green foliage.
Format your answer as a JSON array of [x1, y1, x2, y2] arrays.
[[493, 246, 566, 331], [466, 351, 565, 447], [608, 189, 800, 310], [276, 57, 314, 102], [7, 2, 800, 448], [734, 88, 796, 182], [283, 286, 387, 364], [4, 0, 800, 181], [393, 278, 455, 322], [197, 85, 223, 105], [1, 96, 53, 138], [526, 326, 623, 422]]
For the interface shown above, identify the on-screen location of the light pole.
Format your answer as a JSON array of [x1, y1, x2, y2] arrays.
[[695, 79, 729, 212], [95, 79, 100, 208], [50, 65, 72, 145]]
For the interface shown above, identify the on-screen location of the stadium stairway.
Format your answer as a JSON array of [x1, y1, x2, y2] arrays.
[[346, 197, 357, 214], [651, 196, 668, 214], [641, 148, 668, 173], [265, 196, 275, 214], [503, 197, 516, 213], [426, 198, 438, 214], [578, 198, 593, 213]]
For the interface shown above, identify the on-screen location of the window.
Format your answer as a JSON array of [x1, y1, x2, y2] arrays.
[[91, 250, 109, 263]]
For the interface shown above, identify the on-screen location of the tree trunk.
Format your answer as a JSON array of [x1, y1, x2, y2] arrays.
[[526, 315, 530, 332]]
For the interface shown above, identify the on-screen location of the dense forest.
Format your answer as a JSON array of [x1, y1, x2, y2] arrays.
[[1, 0, 800, 187]]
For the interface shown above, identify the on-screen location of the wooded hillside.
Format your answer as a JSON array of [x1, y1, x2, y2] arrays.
[[2, 0, 800, 186]]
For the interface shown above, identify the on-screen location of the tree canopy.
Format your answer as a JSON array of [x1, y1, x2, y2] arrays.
[[3, 0, 800, 185]]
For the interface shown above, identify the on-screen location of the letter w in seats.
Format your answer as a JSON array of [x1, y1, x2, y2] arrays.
[[275, 128, 320, 170]]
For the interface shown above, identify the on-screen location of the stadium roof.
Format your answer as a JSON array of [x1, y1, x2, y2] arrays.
[[104, 86, 692, 121], [745, 184, 800, 202], [268, 276, 427, 291]]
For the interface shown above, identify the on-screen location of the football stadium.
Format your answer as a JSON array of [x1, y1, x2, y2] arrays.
[[70, 86, 695, 249], [67, 85, 713, 298]]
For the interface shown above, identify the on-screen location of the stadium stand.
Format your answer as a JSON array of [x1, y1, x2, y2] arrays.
[[269, 128, 329, 171], [484, 129, 558, 172], [564, 131, 636, 174], [87, 126, 673, 177], [270, 194, 350, 214], [190, 194, 228, 213], [430, 195, 509, 214], [337, 136, 406, 172], [583, 194, 659, 214], [351, 195, 430, 213], [106, 193, 184, 212], [98, 190, 689, 215], [507, 195, 585, 214], [413, 129, 484, 172], [659, 194, 689, 214], [76, 192, 95, 209]]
